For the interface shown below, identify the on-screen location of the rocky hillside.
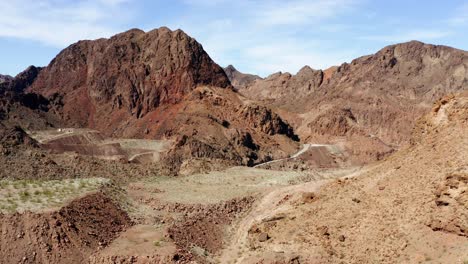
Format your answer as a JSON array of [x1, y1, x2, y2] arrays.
[[239, 41, 468, 163], [0, 66, 59, 131], [23, 27, 299, 172], [224, 65, 261, 91], [156, 86, 299, 174], [0, 191, 131, 264], [230, 93, 468, 263]]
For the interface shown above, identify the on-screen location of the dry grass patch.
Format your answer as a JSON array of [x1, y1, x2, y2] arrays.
[[0, 178, 109, 213]]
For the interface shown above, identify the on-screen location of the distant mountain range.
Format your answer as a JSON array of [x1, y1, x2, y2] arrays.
[[1, 27, 467, 171]]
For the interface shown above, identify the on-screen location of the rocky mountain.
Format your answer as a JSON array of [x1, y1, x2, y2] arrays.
[[157, 86, 299, 174], [235, 92, 468, 263], [237, 65, 324, 100], [239, 41, 468, 163], [24, 27, 299, 172], [224, 65, 261, 91], [29, 27, 231, 129]]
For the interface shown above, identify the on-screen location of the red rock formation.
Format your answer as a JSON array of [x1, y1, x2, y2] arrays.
[[29, 27, 231, 131]]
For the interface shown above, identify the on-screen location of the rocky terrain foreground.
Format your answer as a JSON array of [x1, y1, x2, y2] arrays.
[[0, 26, 467, 264], [218, 93, 468, 263]]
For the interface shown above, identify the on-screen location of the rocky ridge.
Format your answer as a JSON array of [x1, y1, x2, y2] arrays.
[[235, 41, 468, 163]]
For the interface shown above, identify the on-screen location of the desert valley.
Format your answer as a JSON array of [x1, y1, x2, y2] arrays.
[[0, 25, 467, 264]]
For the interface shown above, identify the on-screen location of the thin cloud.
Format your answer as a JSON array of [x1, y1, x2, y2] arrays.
[[172, 0, 363, 76], [243, 40, 358, 75], [256, 0, 360, 27], [361, 30, 452, 43], [0, 0, 130, 47]]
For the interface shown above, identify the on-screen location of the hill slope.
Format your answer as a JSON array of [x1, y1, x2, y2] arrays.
[[223, 92, 468, 263], [238, 41, 468, 163]]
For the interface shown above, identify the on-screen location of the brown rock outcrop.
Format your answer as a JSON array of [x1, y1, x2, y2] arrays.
[[0, 66, 42, 95], [157, 86, 299, 174]]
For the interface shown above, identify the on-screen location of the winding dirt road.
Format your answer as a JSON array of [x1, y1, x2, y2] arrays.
[[253, 144, 312, 168], [218, 175, 331, 263]]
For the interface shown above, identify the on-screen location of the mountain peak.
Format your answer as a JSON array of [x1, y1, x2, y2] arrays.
[[29, 27, 231, 130]]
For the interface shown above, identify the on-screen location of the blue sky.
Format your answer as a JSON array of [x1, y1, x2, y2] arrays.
[[0, 0, 467, 77]]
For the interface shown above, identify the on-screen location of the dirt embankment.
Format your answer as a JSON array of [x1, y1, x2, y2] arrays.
[[167, 197, 255, 260], [0, 191, 132, 264]]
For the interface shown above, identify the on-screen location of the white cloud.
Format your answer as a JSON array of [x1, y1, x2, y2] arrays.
[[256, 0, 360, 27], [243, 40, 357, 75], [0, 0, 130, 47], [361, 30, 452, 43], [172, 0, 362, 76]]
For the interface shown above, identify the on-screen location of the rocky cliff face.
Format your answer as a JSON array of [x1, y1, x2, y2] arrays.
[[0, 66, 58, 131], [29, 27, 231, 130], [239, 41, 468, 163]]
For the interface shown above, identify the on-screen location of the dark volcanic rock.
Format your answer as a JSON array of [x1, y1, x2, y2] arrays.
[[0, 66, 58, 130], [0, 123, 38, 148]]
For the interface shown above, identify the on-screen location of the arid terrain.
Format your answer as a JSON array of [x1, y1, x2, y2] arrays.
[[0, 26, 467, 264]]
